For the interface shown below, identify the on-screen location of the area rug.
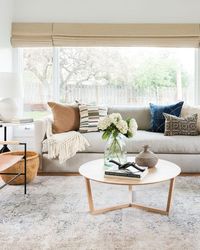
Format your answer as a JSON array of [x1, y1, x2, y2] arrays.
[[0, 176, 200, 250]]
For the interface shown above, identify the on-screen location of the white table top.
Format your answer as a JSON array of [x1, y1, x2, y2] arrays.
[[0, 122, 33, 127], [79, 157, 181, 186]]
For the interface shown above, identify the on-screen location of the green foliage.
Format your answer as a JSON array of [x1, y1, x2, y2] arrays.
[[102, 131, 110, 140], [133, 53, 189, 90], [24, 111, 49, 120], [101, 123, 119, 140], [127, 130, 133, 138]]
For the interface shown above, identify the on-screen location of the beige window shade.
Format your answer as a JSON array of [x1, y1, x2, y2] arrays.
[[11, 23, 53, 47], [53, 36, 199, 47], [11, 23, 200, 48], [52, 23, 200, 47]]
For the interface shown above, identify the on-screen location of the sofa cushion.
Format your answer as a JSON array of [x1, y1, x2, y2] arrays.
[[48, 102, 80, 133], [79, 104, 107, 133], [84, 130, 200, 154], [149, 101, 184, 133], [108, 106, 151, 130], [164, 113, 199, 136], [181, 105, 200, 132]]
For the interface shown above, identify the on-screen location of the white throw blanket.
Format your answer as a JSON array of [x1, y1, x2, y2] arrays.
[[42, 118, 90, 164]]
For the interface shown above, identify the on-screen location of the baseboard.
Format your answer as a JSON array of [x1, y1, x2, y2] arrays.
[[37, 172, 200, 177], [180, 172, 200, 176], [37, 172, 80, 176]]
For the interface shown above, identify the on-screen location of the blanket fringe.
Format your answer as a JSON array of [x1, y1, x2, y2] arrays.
[[42, 119, 90, 164]]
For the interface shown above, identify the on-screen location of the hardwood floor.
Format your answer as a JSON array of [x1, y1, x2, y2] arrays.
[[37, 172, 200, 177], [37, 172, 80, 176]]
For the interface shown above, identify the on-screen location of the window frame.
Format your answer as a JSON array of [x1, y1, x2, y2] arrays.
[[15, 47, 200, 106], [195, 48, 200, 105]]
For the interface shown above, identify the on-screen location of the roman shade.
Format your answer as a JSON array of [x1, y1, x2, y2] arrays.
[[11, 23, 53, 47], [11, 23, 200, 48]]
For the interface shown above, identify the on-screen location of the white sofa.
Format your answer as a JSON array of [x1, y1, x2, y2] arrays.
[[36, 106, 200, 173]]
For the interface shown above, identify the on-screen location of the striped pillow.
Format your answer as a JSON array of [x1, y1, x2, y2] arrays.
[[79, 104, 107, 133]]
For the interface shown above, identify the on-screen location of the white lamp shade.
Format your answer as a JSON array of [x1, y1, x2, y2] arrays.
[[0, 72, 22, 98]]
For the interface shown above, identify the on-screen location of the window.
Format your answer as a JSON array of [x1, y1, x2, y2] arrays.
[[23, 48, 53, 118], [21, 47, 196, 118]]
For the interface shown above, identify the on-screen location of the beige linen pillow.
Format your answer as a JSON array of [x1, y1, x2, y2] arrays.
[[48, 102, 80, 133], [181, 105, 200, 132]]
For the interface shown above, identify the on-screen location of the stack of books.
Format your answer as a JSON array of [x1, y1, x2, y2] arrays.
[[11, 118, 34, 124], [105, 165, 148, 180]]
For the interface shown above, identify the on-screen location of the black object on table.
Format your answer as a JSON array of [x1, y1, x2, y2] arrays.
[[0, 142, 27, 194], [109, 159, 145, 172], [0, 125, 10, 153]]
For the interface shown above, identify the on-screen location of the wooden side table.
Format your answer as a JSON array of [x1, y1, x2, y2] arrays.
[[0, 141, 27, 194]]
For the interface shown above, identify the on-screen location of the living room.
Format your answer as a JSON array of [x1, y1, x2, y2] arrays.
[[0, 0, 200, 249]]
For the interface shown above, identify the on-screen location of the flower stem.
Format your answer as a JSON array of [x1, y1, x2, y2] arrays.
[[109, 137, 122, 163]]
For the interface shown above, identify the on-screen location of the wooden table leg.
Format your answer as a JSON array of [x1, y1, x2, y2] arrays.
[[85, 178, 94, 213], [166, 178, 175, 215], [84, 178, 176, 216], [84, 177, 130, 215], [131, 178, 176, 215]]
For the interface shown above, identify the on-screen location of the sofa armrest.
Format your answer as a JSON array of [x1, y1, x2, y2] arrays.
[[34, 117, 51, 154]]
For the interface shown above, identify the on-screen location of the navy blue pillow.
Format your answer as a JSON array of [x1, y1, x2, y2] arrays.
[[149, 101, 184, 133]]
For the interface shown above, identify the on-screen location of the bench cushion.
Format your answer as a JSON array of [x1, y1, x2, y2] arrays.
[[108, 106, 151, 130], [84, 130, 200, 154]]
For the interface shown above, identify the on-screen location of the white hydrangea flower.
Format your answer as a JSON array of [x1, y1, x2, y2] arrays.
[[109, 113, 122, 125], [128, 118, 138, 136], [116, 120, 128, 134], [98, 113, 137, 139], [98, 116, 112, 130]]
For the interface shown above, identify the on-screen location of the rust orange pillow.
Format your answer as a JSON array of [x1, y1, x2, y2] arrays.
[[48, 102, 80, 133]]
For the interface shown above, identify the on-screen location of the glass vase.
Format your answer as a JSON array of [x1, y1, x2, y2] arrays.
[[104, 134, 127, 169]]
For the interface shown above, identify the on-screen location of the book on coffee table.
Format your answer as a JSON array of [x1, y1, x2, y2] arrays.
[[105, 166, 148, 180]]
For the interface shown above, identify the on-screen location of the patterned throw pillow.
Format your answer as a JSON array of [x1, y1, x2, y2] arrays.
[[79, 104, 107, 133], [163, 113, 199, 136], [181, 105, 200, 132], [149, 101, 184, 133]]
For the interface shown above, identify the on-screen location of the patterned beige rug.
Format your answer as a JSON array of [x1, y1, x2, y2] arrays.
[[0, 176, 200, 250]]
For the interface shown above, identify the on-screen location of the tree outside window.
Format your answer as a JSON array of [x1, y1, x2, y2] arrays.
[[22, 47, 195, 118]]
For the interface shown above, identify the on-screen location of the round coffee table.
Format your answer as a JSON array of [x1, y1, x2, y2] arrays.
[[79, 157, 181, 215]]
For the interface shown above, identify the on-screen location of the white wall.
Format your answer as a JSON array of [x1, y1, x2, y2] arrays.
[[0, 0, 13, 72], [0, 0, 14, 140], [13, 0, 200, 23]]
